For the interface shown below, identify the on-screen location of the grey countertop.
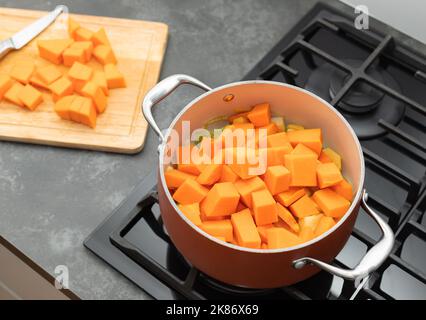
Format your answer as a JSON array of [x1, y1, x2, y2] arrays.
[[0, 0, 424, 300]]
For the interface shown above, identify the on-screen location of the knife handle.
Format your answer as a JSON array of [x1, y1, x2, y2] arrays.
[[0, 39, 14, 60]]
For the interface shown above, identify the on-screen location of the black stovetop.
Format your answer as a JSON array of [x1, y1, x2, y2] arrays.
[[84, 3, 426, 300]]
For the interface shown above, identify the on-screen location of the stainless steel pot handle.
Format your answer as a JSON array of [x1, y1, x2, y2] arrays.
[[142, 74, 212, 144], [293, 190, 394, 283]]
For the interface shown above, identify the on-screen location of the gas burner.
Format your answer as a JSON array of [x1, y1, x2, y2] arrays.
[[305, 59, 405, 139]]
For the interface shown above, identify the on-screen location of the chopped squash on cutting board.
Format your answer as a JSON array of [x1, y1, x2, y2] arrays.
[[0, 74, 13, 100], [4, 82, 24, 107], [10, 61, 35, 84], [19, 84, 43, 111]]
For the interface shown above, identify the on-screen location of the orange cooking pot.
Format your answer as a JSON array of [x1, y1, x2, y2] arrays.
[[142, 74, 395, 288]]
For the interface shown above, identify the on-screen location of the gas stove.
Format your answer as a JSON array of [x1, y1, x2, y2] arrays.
[[84, 3, 426, 300]]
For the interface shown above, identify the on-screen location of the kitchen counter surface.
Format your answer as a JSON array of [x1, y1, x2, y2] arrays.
[[0, 0, 424, 300]]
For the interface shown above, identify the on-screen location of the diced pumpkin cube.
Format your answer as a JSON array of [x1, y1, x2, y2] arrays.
[[173, 179, 209, 205], [291, 143, 318, 157], [316, 162, 343, 189], [81, 81, 107, 113], [266, 227, 300, 249], [164, 168, 197, 189], [225, 148, 263, 179], [318, 150, 332, 164], [0, 74, 13, 100], [234, 176, 266, 208], [178, 163, 201, 176], [68, 62, 93, 82], [258, 146, 292, 167], [276, 203, 299, 233], [285, 153, 317, 187], [201, 219, 233, 242], [92, 27, 111, 46], [78, 97, 97, 128], [18, 84, 43, 111], [257, 224, 273, 243], [271, 116, 285, 132], [200, 182, 240, 217], [219, 165, 239, 183], [287, 129, 322, 155], [68, 18, 80, 38], [93, 45, 117, 65], [49, 77, 74, 101], [178, 203, 202, 226], [10, 61, 35, 84], [252, 189, 278, 226], [74, 27, 94, 42], [299, 214, 323, 231], [275, 187, 306, 207], [314, 216, 336, 236], [71, 41, 93, 61], [267, 132, 290, 148], [259, 123, 279, 136], [54, 95, 76, 120], [92, 71, 109, 96], [231, 208, 261, 248], [331, 179, 353, 201], [62, 46, 86, 67], [289, 195, 320, 218], [29, 74, 50, 90], [299, 226, 315, 242], [35, 65, 62, 85], [37, 39, 74, 64], [4, 82, 24, 107], [264, 165, 291, 195], [247, 103, 270, 127], [322, 147, 342, 170], [312, 188, 350, 218], [196, 164, 222, 185], [104, 64, 126, 89], [68, 96, 86, 123]]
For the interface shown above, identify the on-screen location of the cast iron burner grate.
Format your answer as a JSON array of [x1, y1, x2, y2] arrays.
[[85, 3, 426, 299]]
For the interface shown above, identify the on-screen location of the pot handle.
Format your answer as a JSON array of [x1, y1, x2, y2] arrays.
[[293, 190, 394, 283], [142, 74, 212, 144]]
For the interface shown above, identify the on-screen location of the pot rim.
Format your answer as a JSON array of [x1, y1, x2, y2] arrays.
[[158, 80, 365, 254]]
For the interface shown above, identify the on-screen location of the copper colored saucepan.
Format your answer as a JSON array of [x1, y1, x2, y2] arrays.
[[142, 74, 395, 288]]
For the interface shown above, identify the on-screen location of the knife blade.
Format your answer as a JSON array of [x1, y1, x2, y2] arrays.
[[10, 5, 67, 49]]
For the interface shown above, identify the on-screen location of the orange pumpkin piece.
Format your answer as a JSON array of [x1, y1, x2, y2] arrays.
[[35, 65, 62, 85], [62, 46, 86, 67], [252, 189, 278, 226], [267, 132, 290, 148], [92, 71, 109, 96], [200, 219, 233, 242], [234, 176, 266, 208], [291, 143, 318, 157], [92, 27, 111, 46], [287, 129, 322, 155], [219, 165, 239, 183], [231, 208, 261, 248], [196, 164, 222, 185], [225, 147, 261, 180], [284, 153, 317, 187], [316, 162, 343, 189], [81, 81, 107, 113], [18, 85, 43, 111], [74, 27, 94, 42], [232, 116, 249, 124], [314, 216, 336, 236], [289, 194, 320, 218], [275, 187, 306, 207], [4, 82, 24, 107], [104, 64, 126, 89], [200, 182, 240, 217], [318, 150, 332, 164], [10, 61, 35, 84], [68, 18, 80, 38], [322, 147, 342, 170], [0, 74, 13, 100], [276, 203, 299, 233], [312, 188, 350, 218], [178, 203, 202, 226], [299, 214, 323, 231], [247, 103, 270, 127], [54, 95, 76, 120], [178, 163, 201, 176], [71, 41, 94, 61], [228, 111, 249, 123], [49, 77, 74, 102], [331, 179, 353, 201], [299, 226, 316, 242], [258, 146, 292, 167], [259, 123, 279, 136], [29, 74, 50, 90], [68, 62, 93, 82], [257, 224, 273, 243], [264, 165, 291, 195], [266, 227, 300, 249], [173, 179, 209, 205], [68, 96, 86, 123], [77, 98, 97, 128], [37, 39, 74, 64], [164, 168, 197, 189], [93, 45, 117, 65]]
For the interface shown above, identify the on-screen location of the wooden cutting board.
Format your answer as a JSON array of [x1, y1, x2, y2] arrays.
[[0, 8, 168, 153]]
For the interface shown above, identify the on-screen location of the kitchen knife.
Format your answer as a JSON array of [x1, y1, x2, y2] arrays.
[[0, 5, 67, 60]]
